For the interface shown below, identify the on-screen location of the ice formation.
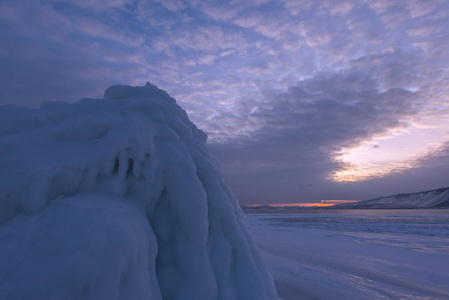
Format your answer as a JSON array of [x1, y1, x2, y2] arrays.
[[0, 83, 278, 300]]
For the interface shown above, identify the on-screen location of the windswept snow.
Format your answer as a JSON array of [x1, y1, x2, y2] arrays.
[[0, 83, 278, 300], [246, 211, 449, 300]]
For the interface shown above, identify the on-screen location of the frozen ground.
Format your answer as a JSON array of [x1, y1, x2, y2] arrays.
[[245, 209, 449, 300]]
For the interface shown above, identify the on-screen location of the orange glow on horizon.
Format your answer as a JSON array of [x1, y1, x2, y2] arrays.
[[245, 203, 335, 207], [244, 200, 359, 207]]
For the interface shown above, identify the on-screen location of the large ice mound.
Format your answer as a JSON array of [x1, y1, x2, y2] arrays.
[[0, 82, 278, 300]]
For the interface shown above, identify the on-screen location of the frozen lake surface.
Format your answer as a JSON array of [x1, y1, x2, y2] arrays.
[[244, 209, 449, 300]]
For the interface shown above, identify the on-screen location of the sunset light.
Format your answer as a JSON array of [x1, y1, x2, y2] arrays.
[[245, 200, 358, 207], [331, 122, 449, 182], [275, 203, 335, 207]]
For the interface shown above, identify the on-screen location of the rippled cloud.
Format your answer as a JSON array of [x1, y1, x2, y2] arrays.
[[1, 0, 449, 203]]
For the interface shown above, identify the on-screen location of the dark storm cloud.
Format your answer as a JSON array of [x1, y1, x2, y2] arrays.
[[209, 60, 421, 203], [1, 0, 449, 204], [210, 42, 449, 203]]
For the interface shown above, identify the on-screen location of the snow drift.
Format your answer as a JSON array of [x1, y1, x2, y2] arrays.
[[0, 82, 278, 300]]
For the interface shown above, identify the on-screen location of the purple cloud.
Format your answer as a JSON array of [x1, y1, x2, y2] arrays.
[[1, 0, 449, 203]]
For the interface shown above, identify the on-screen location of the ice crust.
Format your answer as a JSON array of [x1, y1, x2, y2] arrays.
[[0, 82, 278, 300]]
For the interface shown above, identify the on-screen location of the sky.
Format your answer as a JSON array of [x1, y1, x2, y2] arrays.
[[1, 0, 449, 204]]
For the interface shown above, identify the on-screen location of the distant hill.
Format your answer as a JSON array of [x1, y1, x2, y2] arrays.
[[335, 187, 449, 209]]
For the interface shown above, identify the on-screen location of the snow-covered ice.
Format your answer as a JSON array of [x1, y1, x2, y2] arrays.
[[245, 210, 449, 300], [0, 83, 278, 300]]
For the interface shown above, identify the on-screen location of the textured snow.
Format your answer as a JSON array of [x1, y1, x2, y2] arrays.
[[0, 82, 278, 300], [246, 210, 449, 300]]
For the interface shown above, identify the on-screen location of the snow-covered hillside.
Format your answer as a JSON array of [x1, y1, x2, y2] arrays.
[[336, 187, 449, 209], [0, 83, 278, 300]]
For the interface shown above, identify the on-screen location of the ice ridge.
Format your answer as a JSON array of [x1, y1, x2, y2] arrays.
[[0, 83, 278, 300]]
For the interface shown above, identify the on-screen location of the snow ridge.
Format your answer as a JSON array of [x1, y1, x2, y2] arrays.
[[0, 83, 278, 300]]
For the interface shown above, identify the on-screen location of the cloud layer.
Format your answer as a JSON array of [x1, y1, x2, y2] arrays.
[[1, 0, 449, 203]]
